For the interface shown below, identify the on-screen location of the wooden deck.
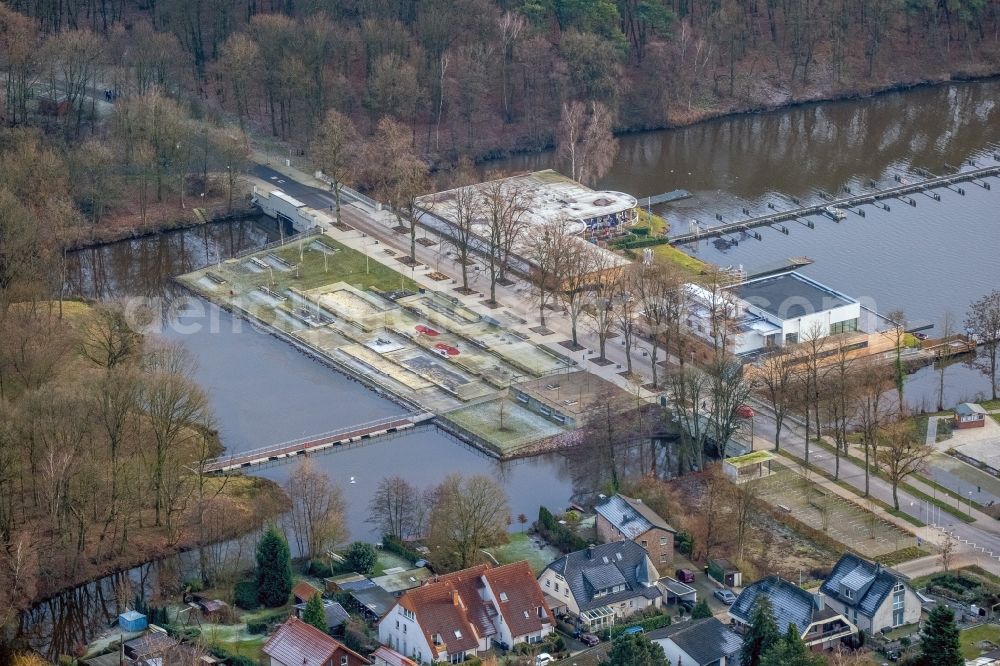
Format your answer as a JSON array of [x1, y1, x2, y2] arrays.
[[203, 412, 436, 473]]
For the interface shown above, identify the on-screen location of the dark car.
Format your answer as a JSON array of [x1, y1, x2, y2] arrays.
[[675, 568, 696, 583], [580, 633, 600, 647]]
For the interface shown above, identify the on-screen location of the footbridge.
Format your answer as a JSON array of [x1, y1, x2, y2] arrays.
[[203, 412, 436, 474], [669, 163, 1000, 245]]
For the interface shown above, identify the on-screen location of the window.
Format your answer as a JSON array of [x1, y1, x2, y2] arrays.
[[500, 592, 508, 601], [545, 580, 550, 588], [396, 620, 399, 629], [660, 537, 668, 546], [659, 553, 667, 563], [830, 318, 859, 335], [641, 540, 648, 549], [402, 608, 415, 621], [454, 630, 462, 639], [892, 582, 905, 627], [340, 656, 348, 666], [403, 625, 407, 634], [554, 583, 559, 592], [785, 332, 798, 344]]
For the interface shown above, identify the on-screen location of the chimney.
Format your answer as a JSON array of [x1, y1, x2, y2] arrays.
[[813, 592, 825, 612], [452, 589, 460, 607], [587, 545, 595, 559]]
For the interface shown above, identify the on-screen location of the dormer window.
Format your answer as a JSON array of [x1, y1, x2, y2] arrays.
[[537, 606, 545, 618], [433, 633, 442, 645], [842, 587, 854, 600], [500, 592, 508, 601], [454, 630, 462, 639]]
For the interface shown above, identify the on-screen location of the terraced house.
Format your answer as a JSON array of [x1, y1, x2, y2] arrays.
[[377, 562, 554, 664]]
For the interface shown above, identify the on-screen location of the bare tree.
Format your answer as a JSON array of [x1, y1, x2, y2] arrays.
[[425, 474, 509, 571], [368, 475, 421, 540], [939, 531, 956, 572], [523, 217, 576, 327], [615, 267, 642, 376], [79, 301, 143, 369], [584, 254, 624, 361], [633, 259, 688, 388], [707, 357, 756, 459], [284, 459, 347, 560], [821, 342, 859, 480], [885, 308, 908, 411], [757, 347, 794, 450], [311, 109, 360, 228], [936, 311, 957, 412], [798, 322, 829, 469], [966, 290, 1000, 401], [555, 100, 619, 185], [876, 418, 931, 510], [479, 172, 529, 304], [855, 357, 893, 497], [439, 159, 480, 294], [667, 365, 712, 473]]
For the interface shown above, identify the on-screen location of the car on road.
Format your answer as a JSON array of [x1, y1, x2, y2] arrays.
[[736, 404, 755, 419], [535, 653, 554, 665], [580, 633, 600, 647], [714, 588, 738, 605], [675, 568, 696, 583]]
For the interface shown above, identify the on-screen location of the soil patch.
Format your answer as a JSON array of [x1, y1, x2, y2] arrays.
[[559, 340, 586, 351]]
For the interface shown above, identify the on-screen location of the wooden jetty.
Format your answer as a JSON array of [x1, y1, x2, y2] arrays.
[[746, 257, 814, 279], [920, 334, 978, 359], [203, 412, 435, 473], [669, 164, 1000, 245]]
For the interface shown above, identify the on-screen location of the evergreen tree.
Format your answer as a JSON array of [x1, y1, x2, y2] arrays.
[[599, 632, 669, 666], [302, 592, 327, 632], [741, 595, 780, 666], [256, 524, 293, 607], [919, 604, 962, 666], [760, 623, 825, 666], [690, 599, 712, 619], [345, 541, 378, 575]]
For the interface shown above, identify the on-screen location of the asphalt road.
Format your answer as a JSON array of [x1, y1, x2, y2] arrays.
[[251, 164, 348, 210]]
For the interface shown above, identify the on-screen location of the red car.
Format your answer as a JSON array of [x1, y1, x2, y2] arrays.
[[736, 404, 755, 419], [675, 568, 696, 583]]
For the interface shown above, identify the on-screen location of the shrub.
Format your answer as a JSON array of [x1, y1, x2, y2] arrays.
[[608, 613, 671, 638], [382, 534, 422, 563], [233, 580, 259, 610], [345, 542, 378, 575], [255, 524, 293, 607], [535, 505, 588, 554], [675, 531, 694, 556], [246, 621, 267, 635], [307, 559, 334, 578]]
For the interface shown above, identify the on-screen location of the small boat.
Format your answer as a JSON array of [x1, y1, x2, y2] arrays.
[[823, 206, 847, 221]]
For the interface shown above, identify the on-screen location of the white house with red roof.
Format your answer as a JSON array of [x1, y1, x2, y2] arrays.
[[263, 617, 371, 666], [377, 561, 554, 663]]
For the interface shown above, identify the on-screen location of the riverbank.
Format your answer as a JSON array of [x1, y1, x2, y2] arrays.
[[471, 71, 1000, 166]]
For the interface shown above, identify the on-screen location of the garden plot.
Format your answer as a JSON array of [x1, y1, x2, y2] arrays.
[[445, 398, 565, 454], [468, 325, 568, 375], [400, 293, 482, 326], [339, 344, 432, 390], [294, 327, 352, 353], [318, 286, 389, 320], [755, 465, 914, 558]]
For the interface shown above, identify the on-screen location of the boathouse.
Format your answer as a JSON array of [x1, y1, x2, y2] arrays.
[[954, 403, 988, 429]]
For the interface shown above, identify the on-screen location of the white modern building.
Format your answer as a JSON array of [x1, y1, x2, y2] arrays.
[[687, 271, 862, 356]]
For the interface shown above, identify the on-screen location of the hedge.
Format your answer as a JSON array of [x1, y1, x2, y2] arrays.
[[613, 236, 671, 250], [383, 534, 422, 564], [233, 580, 259, 610], [536, 506, 587, 554], [608, 613, 672, 639]]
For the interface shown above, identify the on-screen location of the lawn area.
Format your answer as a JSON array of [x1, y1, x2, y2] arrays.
[[651, 243, 708, 275], [444, 398, 565, 453], [960, 623, 1000, 659], [486, 532, 561, 575], [268, 236, 417, 293]]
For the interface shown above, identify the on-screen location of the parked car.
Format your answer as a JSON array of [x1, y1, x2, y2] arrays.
[[714, 588, 737, 605], [622, 626, 644, 636], [535, 653, 554, 666], [679, 599, 696, 612], [675, 568, 696, 583], [580, 633, 600, 647], [735, 404, 755, 419]]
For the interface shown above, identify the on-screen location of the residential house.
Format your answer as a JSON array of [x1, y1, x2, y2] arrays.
[[594, 494, 676, 567], [730, 576, 857, 651], [263, 617, 370, 666], [955, 403, 988, 429], [820, 554, 921, 634], [378, 561, 554, 664], [647, 617, 743, 666], [537, 541, 663, 630], [371, 646, 419, 666]]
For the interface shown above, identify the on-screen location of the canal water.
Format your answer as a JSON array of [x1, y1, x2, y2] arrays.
[[30, 79, 1000, 656]]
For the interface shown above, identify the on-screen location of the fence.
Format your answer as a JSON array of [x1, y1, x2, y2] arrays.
[[314, 171, 381, 210], [234, 227, 320, 259]]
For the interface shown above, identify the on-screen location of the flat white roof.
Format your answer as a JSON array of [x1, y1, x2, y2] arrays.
[[417, 169, 637, 231]]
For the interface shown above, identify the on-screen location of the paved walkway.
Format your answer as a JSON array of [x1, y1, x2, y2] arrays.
[[926, 415, 941, 445]]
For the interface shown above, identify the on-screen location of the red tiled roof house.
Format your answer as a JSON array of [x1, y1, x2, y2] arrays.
[[377, 561, 554, 663], [263, 617, 371, 666]]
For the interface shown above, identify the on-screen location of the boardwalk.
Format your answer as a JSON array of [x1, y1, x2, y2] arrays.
[[203, 413, 436, 473], [669, 163, 1000, 244]]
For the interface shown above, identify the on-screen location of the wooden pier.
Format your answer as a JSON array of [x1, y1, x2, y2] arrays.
[[643, 189, 692, 206], [203, 412, 436, 473], [669, 164, 1000, 245]]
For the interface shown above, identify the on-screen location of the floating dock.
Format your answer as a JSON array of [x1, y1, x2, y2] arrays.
[[642, 189, 692, 207], [669, 164, 1000, 245]]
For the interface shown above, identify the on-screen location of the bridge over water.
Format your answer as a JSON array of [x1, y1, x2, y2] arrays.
[[669, 163, 999, 245], [203, 412, 436, 474]]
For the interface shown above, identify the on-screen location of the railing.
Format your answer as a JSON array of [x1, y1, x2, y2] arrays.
[[234, 227, 320, 258], [314, 171, 381, 210]]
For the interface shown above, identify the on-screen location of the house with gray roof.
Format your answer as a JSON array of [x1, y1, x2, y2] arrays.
[[648, 617, 742, 666], [538, 541, 663, 630], [730, 575, 857, 650], [595, 494, 676, 567], [820, 554, 920, 633]]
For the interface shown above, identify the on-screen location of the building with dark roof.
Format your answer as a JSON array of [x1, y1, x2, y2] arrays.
[[730, 575, 857, 650], [263, 617, 370, 666], [537, 541, 663, 630], [595, 494, 676, 568], [648, 617, 742, 666], [377, 561, 554, 663], [294, 599, 351, 633], [820, 554, 921, 633]]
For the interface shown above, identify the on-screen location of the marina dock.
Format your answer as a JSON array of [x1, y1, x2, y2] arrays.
[[669, 164, 1000, 244]]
